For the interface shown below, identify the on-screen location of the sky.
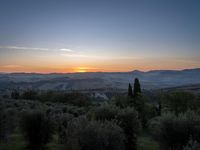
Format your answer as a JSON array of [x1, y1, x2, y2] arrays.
[[0, 0, 200, 73]]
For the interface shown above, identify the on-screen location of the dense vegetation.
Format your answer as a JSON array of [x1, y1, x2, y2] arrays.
[[0, 78, 200, 150]]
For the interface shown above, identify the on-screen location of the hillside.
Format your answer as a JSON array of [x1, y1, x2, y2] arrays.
[[0, 68, 200, 91]]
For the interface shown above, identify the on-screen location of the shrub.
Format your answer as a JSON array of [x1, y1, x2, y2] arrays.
[[141, 103, 157, 128], [183, 138, 200, 150], [133, 95, 146, 127], [0, 107, 16, 142], [11, 90, 20, 99], [90, 104, 119, 121], [21, 90, 38, 100], [112, 95, 133, 108], [66, 92, 92, 107], [20, 111, 54, 149], [163, 91, 196, 115], [0, 107, 8, 142], [116, 107, 141, 150], [4, 108, 17, 133], [39, 91, 92, 106], [61, 117, 125, 150], [149, 111, 200, 150], [57, 113, 74, 144]]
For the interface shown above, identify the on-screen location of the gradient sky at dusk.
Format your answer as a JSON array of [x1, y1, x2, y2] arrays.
[[0, 0, 200, 73]]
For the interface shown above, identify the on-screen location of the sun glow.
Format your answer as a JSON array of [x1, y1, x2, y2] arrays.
[[76, 69, 86, 73], [74, 67, 89, 73], [72, 67, 99, 73]]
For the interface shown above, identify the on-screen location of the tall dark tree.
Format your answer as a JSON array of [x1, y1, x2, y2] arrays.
[[20, 111, 54, 149], [11, 90, 20, 99], [128, 83, 133, 97], [133, 78, 141, 97], [157, 101, 162, 116]]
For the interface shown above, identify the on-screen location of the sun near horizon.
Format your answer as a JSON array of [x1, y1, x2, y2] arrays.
[[0, 65, 199, 74]]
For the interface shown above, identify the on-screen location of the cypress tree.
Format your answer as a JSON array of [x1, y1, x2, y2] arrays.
[[133, 78, 141, 97], [158, 101, 162, 116], [128, 83, 133, 97], [11, 90, 20, 99]]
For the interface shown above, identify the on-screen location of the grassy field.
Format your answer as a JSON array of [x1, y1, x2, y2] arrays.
[[137, 135, 160, 150], [0, 134, 59, 150], [0, 133, 159, 150], [0, 134, 25, 150]]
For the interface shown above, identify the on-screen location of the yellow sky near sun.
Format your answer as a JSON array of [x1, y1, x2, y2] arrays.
[[0, 58, 199, 73], [0, 50, 199, 73]]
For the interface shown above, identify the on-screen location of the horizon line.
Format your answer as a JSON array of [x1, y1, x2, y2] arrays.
[[0, 67, 199, 74]]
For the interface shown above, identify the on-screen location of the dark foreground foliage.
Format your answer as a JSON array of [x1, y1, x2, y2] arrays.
[[1, 81, 200, 150], [0, 106, 16, 143], [116, 107, 141, 150], [149, 111, 200, 150], [60, 117, 125, 150], [17, 90, 92, 107], [20, 111, 54, 149], [89, 104, 141, 150]]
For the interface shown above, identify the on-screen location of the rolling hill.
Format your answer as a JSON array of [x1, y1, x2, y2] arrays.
[[0, 68, 200, 91]]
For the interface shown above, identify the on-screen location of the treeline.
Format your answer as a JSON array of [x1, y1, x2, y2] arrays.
[[11, 90, 92, 106]]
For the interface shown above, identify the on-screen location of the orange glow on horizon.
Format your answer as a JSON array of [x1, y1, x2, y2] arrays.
[[0, 60, 200, 73], [72, 67, 97, 73], [0, 65, 199, 73]]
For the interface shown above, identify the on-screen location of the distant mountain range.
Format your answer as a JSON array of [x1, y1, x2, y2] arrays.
[[0, 68, 200, 91]]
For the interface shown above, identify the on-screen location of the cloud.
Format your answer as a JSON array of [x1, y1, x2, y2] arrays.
[[0, 45, 138, 60], [60, 53, 92, 57], [0, 46, 49, 51], [0, 45, 76, 53], [59, 48, 74, 52]]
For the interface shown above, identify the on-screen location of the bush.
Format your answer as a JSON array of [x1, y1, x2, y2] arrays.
[[11, 90, 20, 99], [116, 107, 141, 150], [21, 90, 38, 100], [149, 111, 200, 150], [163, 91, 196, 115], [57, 113, 74, 144], [112, 95, 133, 108], [39, 91, 92, 106], [19, 90, 92, 107], [0, 107, 8, 142], [20, 111, 54, 149], [61, 117, 125, 150], [141, 103, 157, 128], [90, 104, 119, 121], [183, 138, 200, 150], [133, 95, 146, 128], [0, 106, 16, 142]]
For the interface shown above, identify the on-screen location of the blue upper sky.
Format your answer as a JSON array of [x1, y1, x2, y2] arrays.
[[0, 0, 200, 72]]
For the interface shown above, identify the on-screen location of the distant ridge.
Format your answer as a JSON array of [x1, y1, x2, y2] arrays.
[[131, 68, 200, 73], [0, 68, 200, 75], [0, 68, 199, 91]]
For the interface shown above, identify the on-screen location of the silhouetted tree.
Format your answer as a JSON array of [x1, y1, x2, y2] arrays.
[[0, 107, 9, 142], [128, 83, 133, 97], [158, 101, 162, 116], [163, 91, 196, 116], [116, 107, 141, 150], [90, 104, 119, 121], [21, 90, 37, 100], [149, 111, 200, 150], [62, 117, 125, 150], [20, 111, 54, 149], [11, 90, 20, 99], [133, 78, 141, 98]]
